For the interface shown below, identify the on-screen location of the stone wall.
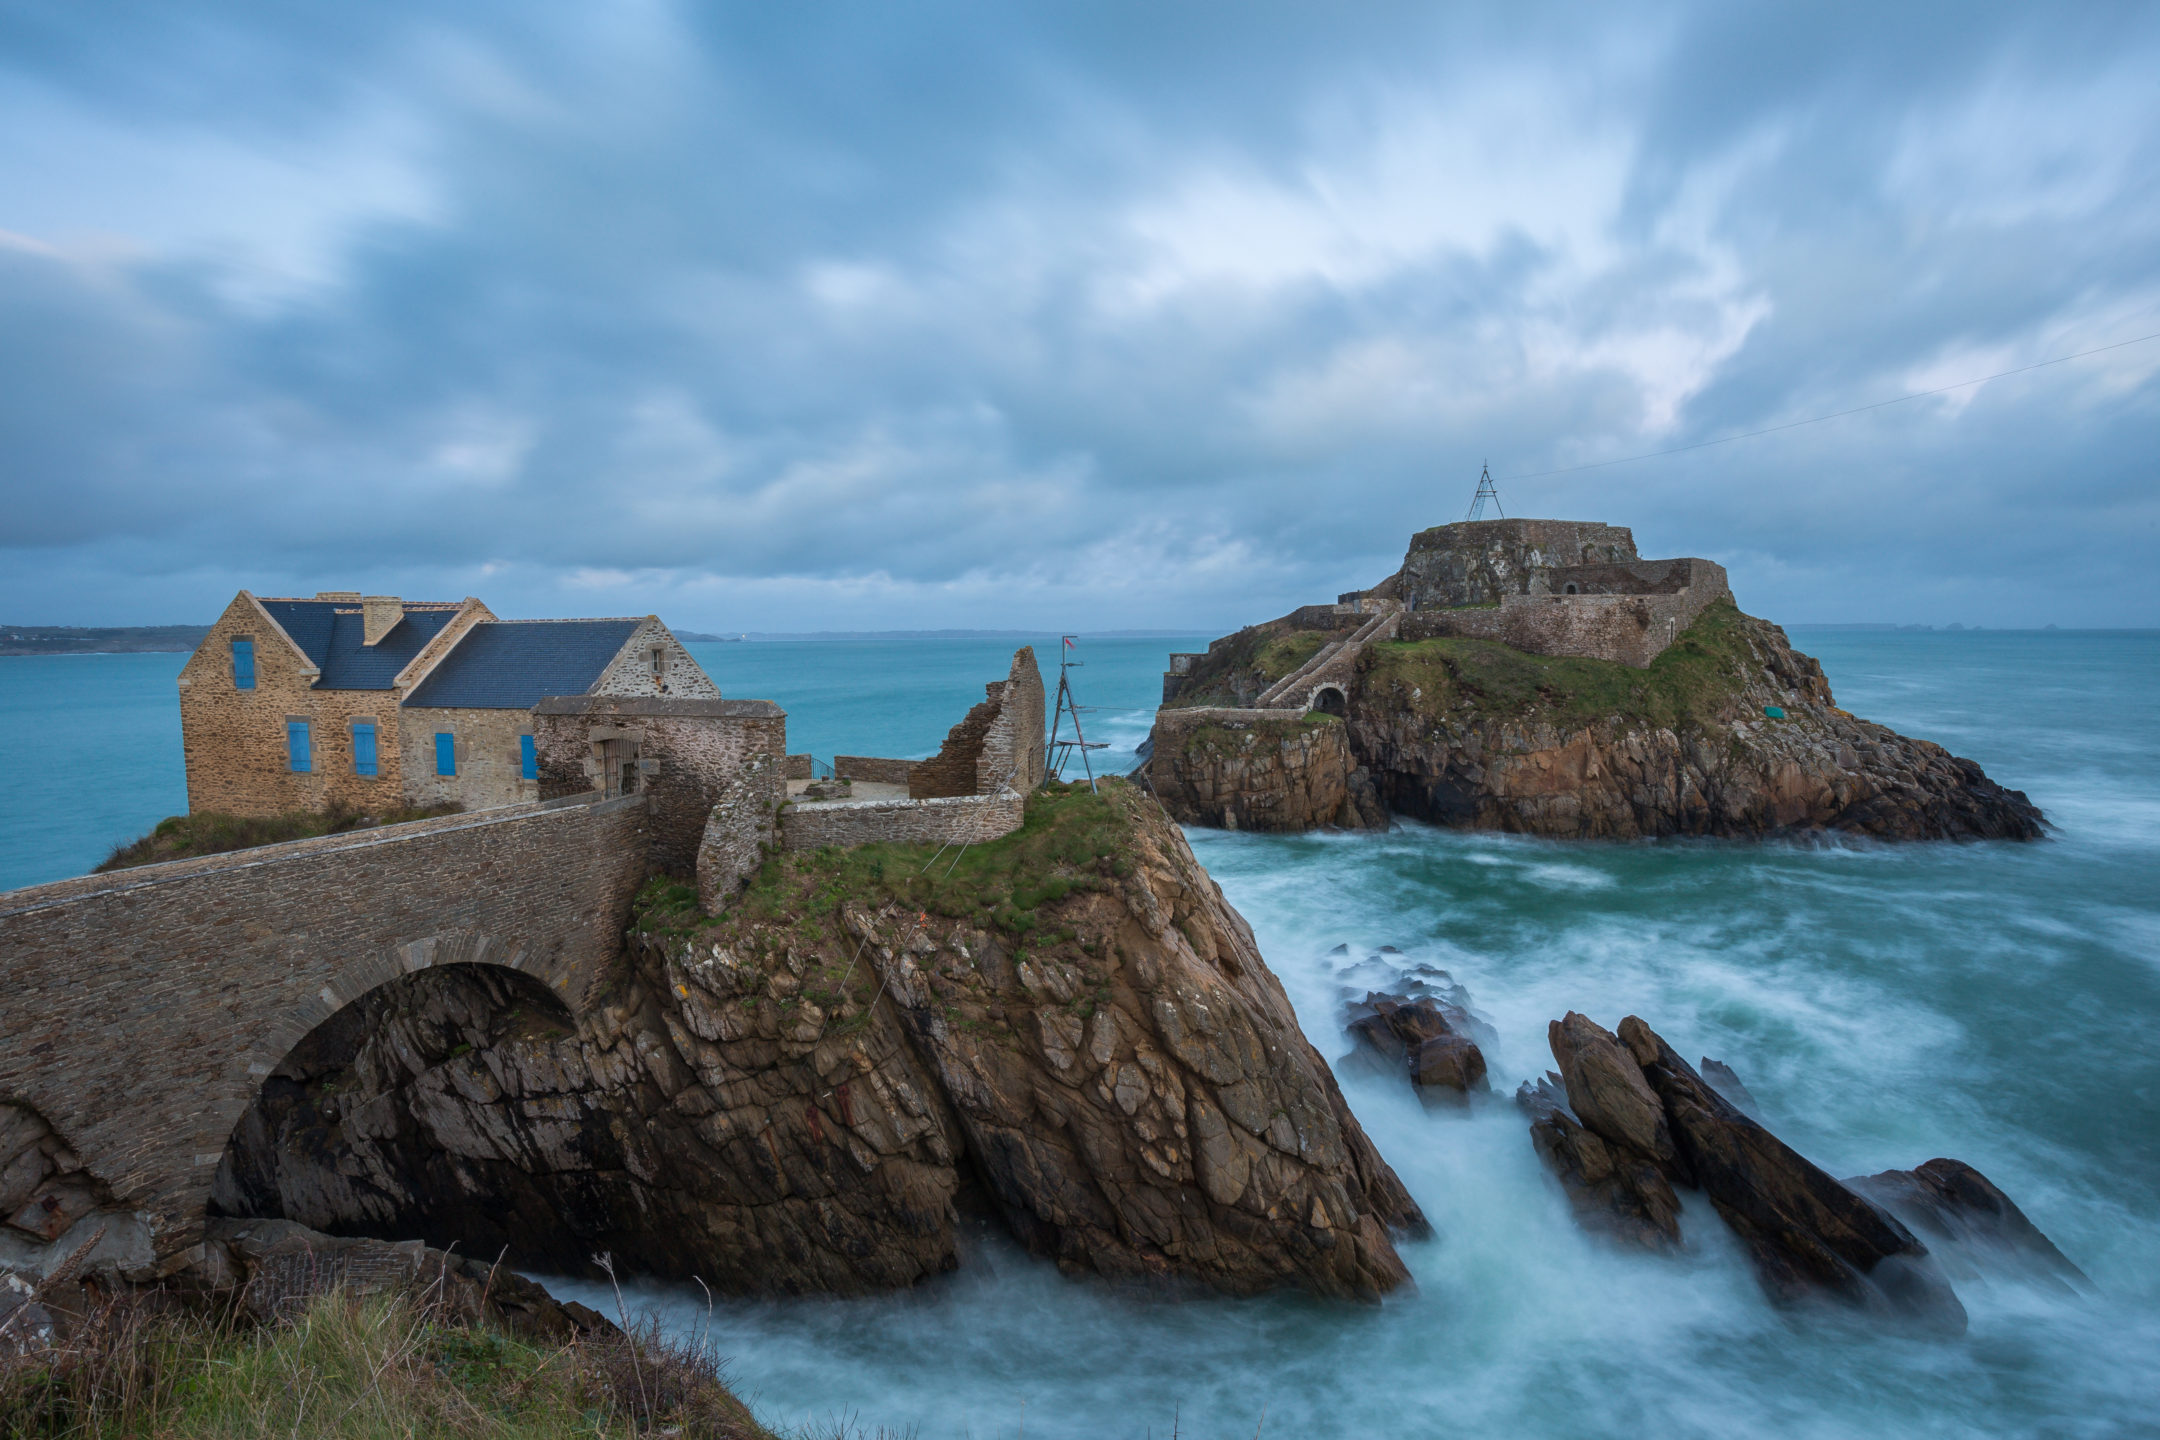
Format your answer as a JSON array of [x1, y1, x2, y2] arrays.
[[533, 697, 787, 875], [910, 647, 1045, 799], [1398, 519, 1639, 609], [0, 793, 649, 1271], [396, 705, 538, 811], [834, 756, 915, 785], [780, 788, 1026, 851], [1397, 566, 1730, 669]]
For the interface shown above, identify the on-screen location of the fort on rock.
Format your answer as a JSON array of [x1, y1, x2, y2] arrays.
[[1146, 518, 2043, 841]]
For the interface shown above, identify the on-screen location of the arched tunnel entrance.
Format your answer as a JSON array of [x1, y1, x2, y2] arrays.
[[1309, 684, 1348, 717], [210, 963, 622, 1276]]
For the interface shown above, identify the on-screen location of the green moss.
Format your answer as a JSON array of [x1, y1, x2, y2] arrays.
[[1364, 598, 1761, 731], [97, 801, 466, 873]]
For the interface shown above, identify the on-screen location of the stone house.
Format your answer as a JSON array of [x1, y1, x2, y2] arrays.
[[177, 591, 718, 817]]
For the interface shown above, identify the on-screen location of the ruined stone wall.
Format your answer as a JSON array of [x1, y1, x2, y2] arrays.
[[0, 794, 649, 1270], [396, 705, 538, 811], [780, 789, 1026, 851], [178, 594, 411, 817], [534, 697, 787, 875], [834, 756, 916, 785], [696, 751, 781, 912], [909, 647, 1044, 799]]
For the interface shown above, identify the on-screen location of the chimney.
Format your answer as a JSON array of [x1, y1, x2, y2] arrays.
[[362, 596, 404, 645]]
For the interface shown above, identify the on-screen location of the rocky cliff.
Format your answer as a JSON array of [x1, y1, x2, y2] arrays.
[[209, 782, 1423, 1301], [1153, 600, 2041, 841]]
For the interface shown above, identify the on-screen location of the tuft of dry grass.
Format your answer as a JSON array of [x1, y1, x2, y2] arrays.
[[0, 1284, 773, 1439]]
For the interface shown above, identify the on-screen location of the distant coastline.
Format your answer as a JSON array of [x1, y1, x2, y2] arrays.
[[0, 624, 209, 655]]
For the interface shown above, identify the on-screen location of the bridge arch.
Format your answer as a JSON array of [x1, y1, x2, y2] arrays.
[[1308, 683, 1348, 716], [0, 794, 649, 1270]]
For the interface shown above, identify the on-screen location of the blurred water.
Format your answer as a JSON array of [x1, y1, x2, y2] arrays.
[[551, 629, 2160, 1440], [6, 630, 2157, 1437]]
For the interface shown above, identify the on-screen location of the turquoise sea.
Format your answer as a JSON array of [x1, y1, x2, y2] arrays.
[[4, 629, 2157, 1439]]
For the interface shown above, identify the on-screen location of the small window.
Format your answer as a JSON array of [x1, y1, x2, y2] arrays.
[[650, 646, 666, 676], [232, 638, 256, 690], [352, 722, 378, 777], [435, 732, 457, 777], [286, 719, 311, 773], [519, 734, 537, 780]]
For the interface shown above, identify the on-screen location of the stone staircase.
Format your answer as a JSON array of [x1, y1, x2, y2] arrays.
[[1255, 604, 1401, 710]]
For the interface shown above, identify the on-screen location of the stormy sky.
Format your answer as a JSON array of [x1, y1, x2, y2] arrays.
[[3, 2, 2156, 631]]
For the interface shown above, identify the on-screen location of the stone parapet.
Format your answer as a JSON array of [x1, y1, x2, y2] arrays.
[[1398, 566, 1729, 669], [834, 755, 916, 785], [780, 788, 1026, 851]]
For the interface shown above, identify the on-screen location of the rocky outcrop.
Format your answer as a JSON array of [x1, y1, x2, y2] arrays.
[[208, 784, 1423, 1302], [1526, 1013, 1966, 1329], [1846, 1159, 2088, 1293], [1344, 992, 1489, 1097], [1146, 710, 1385, 832], [1153, 599, 2042, 842]]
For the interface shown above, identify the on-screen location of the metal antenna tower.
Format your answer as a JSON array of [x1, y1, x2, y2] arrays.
[[1043, 635, 1108, 793], [1466, 461, 1504, 521]]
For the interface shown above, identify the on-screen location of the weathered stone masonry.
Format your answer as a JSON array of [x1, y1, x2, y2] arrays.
[[0, 794, 650, 1274]]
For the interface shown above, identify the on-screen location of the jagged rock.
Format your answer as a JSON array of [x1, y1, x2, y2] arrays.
[[1345, 992, 1489, 1095], [1548, 1013, 1679, 1174], [215, 786, 1424, 1303], [1699, 1057, 1759, 1116], [1618, 1017, 1965, 1330], [1845, 1159, 2087, 1293], [1516, 1074, 1681, 1250]]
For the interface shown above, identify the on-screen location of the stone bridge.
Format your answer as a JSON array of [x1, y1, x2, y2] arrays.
[[0, 793, 649, 1275]]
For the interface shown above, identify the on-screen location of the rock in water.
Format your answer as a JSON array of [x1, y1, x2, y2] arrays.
[[1617, 1017, 1966, 1331], [1516, 1074, 1682, 1250], [1548, 1013, 1681, 1175], [1699, 1057, 1759, 1116], [1345, 992, 1490, 1096], [1152, 596, 2043, 842], [1845, 1158, 2087, 1293]]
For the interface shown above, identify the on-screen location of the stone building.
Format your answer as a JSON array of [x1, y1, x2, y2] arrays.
[[177, 590, 719, 817]]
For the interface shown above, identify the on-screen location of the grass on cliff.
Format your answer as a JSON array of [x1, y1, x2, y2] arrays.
[[1363, 598, 1763, 732], [637, 779, 1146, 977], [97, 800, 464, 873], [0, 1286, 779, 1440], [1166, 625, 1336, 708]]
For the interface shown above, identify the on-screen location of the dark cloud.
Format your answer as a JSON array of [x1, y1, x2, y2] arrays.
[[0, 0, 2155, 630]]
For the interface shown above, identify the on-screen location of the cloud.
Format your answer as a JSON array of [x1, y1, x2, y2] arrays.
[[0, 0, 2156, 630]]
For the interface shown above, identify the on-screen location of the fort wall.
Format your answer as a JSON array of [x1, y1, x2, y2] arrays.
[[0, 793, 650, 1269], [1398, 561, 1729, 669], [834, 756, 916, 785]]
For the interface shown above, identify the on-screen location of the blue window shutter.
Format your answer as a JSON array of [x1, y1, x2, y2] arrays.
[[520, 734, 537, 780], [233, 639, 255, 690], [287, 720, 311, 773], [353, 723, 378, 777], [436, 732, 456, 777]]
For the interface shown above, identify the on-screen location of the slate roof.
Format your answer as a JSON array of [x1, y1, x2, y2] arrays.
[[256, 600, 462, 690], [402, 620, 642, 710]]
